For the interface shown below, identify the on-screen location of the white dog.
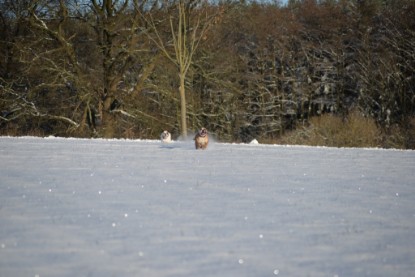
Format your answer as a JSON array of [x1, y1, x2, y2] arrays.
[[160, 130, 172, 143]]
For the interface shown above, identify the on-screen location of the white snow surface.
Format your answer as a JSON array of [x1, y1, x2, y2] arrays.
[[1, 136, 415, 277]]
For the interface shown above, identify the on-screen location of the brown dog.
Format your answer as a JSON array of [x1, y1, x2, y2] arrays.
[[194, 128, 209, 150]]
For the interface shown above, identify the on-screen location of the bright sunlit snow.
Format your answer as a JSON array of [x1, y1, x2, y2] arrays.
[[1, 136, 415, 276]]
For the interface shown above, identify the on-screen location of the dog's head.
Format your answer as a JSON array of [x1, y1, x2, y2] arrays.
[[199, 128, 208, 137]]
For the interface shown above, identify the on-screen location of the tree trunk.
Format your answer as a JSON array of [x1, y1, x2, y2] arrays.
[[179, 73, 188, 138], [101, 94, 116, 138]]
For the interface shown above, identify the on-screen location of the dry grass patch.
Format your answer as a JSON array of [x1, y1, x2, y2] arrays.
[[275, 111, 382, 148]]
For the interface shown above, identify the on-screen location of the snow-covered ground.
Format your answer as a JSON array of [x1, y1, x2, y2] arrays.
[[1, 136, 414, 277]]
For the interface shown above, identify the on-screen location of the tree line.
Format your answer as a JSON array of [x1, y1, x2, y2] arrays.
[[1, 0, 414, 148]]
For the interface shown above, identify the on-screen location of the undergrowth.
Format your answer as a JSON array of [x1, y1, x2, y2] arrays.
[[272, 111, 415, 149]]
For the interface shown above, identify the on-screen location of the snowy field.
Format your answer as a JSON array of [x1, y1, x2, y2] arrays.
[[1, 136, 415, 277]]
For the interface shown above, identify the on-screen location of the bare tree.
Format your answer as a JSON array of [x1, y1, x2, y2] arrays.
[[89, 0, 167, 137], [141, 0, 218, 138], [0, 0, 84, 135]]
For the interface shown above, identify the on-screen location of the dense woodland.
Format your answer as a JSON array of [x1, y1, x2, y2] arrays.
[[1, 0, 415, 148]]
